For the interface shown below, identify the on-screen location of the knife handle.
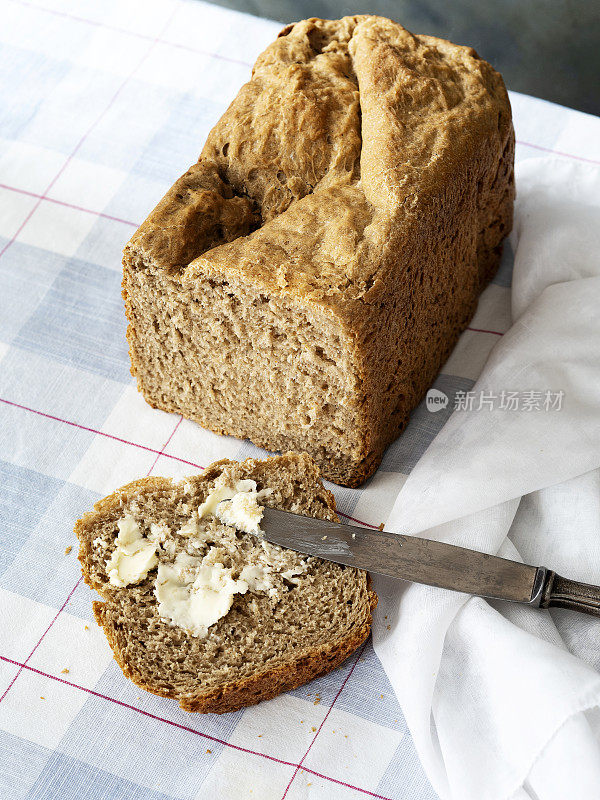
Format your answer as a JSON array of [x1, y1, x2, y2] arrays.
[[536, 569, 600, 617]]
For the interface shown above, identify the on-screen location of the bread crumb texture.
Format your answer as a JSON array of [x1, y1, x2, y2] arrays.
[[123, 16, 514, 487], [75, 453, 376, 713]]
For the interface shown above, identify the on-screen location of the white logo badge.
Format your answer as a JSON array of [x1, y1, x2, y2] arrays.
[[426, 389, 449, 412]]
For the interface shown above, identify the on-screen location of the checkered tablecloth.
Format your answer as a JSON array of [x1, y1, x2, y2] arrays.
[[2, 1, 600, 798]]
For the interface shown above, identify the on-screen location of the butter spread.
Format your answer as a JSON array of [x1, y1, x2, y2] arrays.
[[108, 480, 308, 637], [216, 490, 263, 535], [155, 551, 249, 637], [198, 479, 257, 519], [176, 512, 200, 538], [106, 516, 158, 587], [147, 522, 169, 543], [239, 563, 272, 591], [281, 567, 305, 583]]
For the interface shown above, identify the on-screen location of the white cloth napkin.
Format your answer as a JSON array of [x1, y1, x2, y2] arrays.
[[373, 157, 600, 800]]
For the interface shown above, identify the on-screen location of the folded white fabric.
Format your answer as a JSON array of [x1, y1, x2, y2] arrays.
[[373, 157, 600, 800]]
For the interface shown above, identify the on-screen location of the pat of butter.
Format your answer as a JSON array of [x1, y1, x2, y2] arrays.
[[281, 567, 305, 583], [216, 491, 264, 535], [198, 478, 264, 535], [155, 553, 248, 637], [106, 516, 158, 587], [240, 563, 272, 591], [198, 479, 257, 519], [177, 513, 200, 538]]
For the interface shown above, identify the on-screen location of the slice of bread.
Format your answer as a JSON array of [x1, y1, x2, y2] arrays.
[[76, 453, 376, 713]]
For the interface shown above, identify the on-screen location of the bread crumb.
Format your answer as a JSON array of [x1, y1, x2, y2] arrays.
[[351, 532, 356, 539], [321, 535, 327, 540], [311, 726, 316, 732], [313, 698, 320, 705], [206, 749, 212, 754], [84, 625, 89, 630], [345, 735, 348, 738], [64, 545, 72, 555], [300, 719, 304, 723], [380, 694, 384, 699], [40, 696, 45, 700], [307, 783, 312, 787], [258, 734, 263, 737], [378, 522, 384, 531], [61, 668, 69, 674], [386, 624, 391, 630], [384, 615, 388, 620]]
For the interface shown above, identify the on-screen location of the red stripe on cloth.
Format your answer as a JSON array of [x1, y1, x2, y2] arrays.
[[0, 202, 40, 261], [9, 0, 253, 67], [145, 415, 183, 476], [0, 578, 82, 704], [336, 512, 381, 530], [0, 397, 204, 470], [466, 327, 504, 336], [0, 402, 184, 704], [280, 640, 368, 798], [0, 655, 394, 799], [0, 656, 296, 767], [300, 767, 395, 799], [0, 4, 179, 263], [0, 6, 181, 703], [0, 183, 138, 227], [516, 139, 600, 166], [1, 397, 389, 529]]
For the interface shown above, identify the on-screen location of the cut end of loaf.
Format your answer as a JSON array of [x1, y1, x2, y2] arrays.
[[75, 453, 377, 713], [122, 262, 373, 486]]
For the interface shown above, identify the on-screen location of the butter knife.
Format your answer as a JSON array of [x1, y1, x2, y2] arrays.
[[261, 508, 600, 616]]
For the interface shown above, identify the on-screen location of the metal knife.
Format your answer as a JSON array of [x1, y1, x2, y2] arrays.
[[261, 507, 600, 617]]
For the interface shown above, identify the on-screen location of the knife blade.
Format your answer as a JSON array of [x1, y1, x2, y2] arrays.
[[261, 507, 546, 606]]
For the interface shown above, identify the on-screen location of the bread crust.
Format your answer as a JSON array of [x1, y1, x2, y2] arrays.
[[93, 580, 376, 714], [123, 16, 515, 487], [76, 453, 377, 713]]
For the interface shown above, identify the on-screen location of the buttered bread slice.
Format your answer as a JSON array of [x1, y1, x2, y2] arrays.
[[76, 453, 376, 713], [123, 15, 514, 486]]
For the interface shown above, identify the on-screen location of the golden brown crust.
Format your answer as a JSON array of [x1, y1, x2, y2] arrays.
[[123, 16, 514, 487]]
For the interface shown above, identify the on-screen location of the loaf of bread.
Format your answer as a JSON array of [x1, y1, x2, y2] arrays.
[[75, 453, 376, 713], [123, 15, 514, 487]]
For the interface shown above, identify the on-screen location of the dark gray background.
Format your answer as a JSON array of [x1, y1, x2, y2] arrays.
[[206, 0, 600, 115]]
